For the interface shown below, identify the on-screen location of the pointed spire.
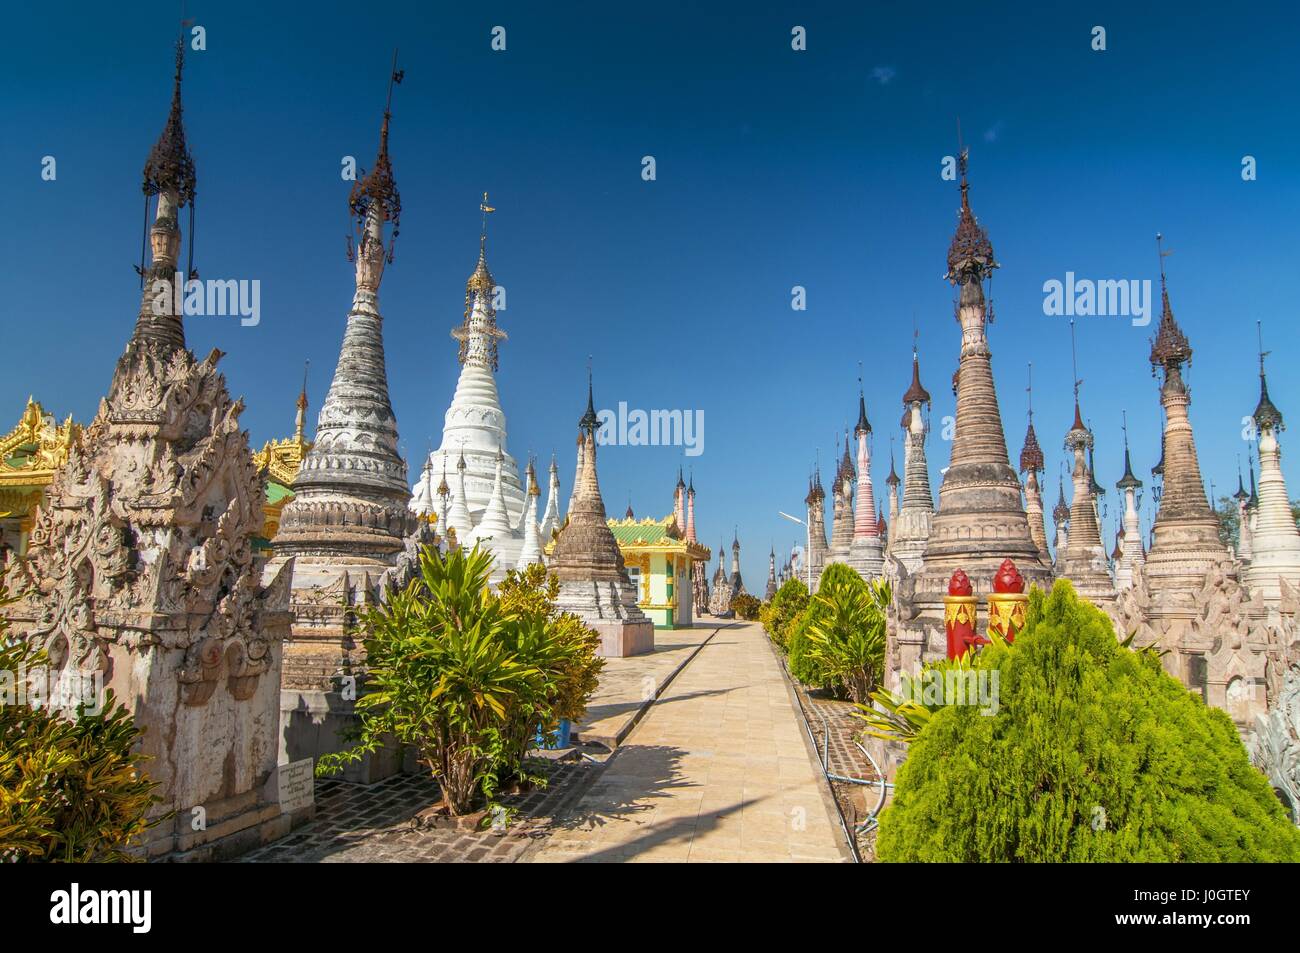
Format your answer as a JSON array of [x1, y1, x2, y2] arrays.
[[855, 369, 871, 436], [1019, 362, 1045, 474], [539, 452, 562, 541], [886, 443, 900, 486], [902, 345, 931, 410], [1149, 233, 1192, 372], [142, 34, 197, 209], [579, 356, 600, 435], [129, 32, 199, 357], [1253, 321, 1284, 433], [1053, 474, 1070, 525], [945, 145, 998, 285], [347, 51, 403, 277], [514, 457, 545, 571], [1249, 454, 1259, 508], [1117, 412, 1142, 491], [452, 192, 507, 370], [291, 360, 311, 443]]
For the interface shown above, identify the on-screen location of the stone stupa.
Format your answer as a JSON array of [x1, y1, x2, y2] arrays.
[[4, 37, 296, 858], [549, 371, 654, 657]]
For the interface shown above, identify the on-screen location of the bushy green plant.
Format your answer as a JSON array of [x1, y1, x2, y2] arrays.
[[760, 578, 808, 651], [0, 589, 161, 861], [730, 592, 761, 620], [788, 564, 863, 691], [876, 580, 1300, 862], [804, 577, 889, 704], [494, 563, 603, 775], [319, 546, 603, 816]]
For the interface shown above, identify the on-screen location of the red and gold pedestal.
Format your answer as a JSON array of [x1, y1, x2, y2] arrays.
[[987, 558, 1028, 644], [944, 569, 978, 660]]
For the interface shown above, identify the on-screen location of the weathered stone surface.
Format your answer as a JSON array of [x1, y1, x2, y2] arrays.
[[4, 61, 293, 852]]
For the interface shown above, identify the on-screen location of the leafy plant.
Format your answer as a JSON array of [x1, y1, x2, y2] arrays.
[[804, 576, 889, 704], [318, 546, 603, 817], [876, 580, 1300, 862], [0, 588, 162, 861], [787, 563, 863, 692], [494, 563, 603, 777]]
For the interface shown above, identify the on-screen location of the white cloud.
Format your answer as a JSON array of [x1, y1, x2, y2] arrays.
[[870, 66, 896, 86]]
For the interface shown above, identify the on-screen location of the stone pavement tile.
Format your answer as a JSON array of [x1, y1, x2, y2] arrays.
[[521, 622, 847, 864]]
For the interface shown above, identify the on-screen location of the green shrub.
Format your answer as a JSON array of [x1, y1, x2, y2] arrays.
[[730, 592, 761, 620], [0, 589, 162, 861], [760, 578, 808, 650], [876, 580, 1300, 862], [318, 545, 602, 816], [805, 577, 889, 704], [494, 563, 604, 775], [788, 564, 863, 691]]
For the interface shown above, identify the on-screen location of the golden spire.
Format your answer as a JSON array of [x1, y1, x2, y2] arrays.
[[294, 360, 309, 442], [465, 191, 497, 296]]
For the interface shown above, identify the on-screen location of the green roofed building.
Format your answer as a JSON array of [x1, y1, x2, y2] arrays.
[[606, 515, 711, 628]]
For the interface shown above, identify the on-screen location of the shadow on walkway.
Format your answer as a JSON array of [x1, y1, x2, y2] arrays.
[[580, 686, 736, 730]]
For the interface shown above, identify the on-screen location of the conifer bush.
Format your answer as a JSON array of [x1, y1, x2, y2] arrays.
[[730, 592, 761, 620], [876, 580, 1300, 862]]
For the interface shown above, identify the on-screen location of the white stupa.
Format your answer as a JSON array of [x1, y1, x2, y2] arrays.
[[421, 197, 525, 517], [413, 197, 535, 571]]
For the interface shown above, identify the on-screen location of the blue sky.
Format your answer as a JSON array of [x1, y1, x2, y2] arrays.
[[3, 1, 1298, 588]]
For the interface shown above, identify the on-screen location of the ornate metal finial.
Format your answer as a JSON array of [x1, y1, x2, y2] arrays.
[[1233, 455, 1249, 501], [143, 33, 197, 206], [855, 370, 871, 438], [1254, 320, 1284, 432], [1070, 319, 1083, 415], [579, 356, 599, 435], [479, 191, 496, 258], [454, 191, 507, 369], [437, 458, 450, 498], [347, 51, 403, 266], [139, 29, 199, 286], [1116, 410, 1141, 491], [1149, 232, 1192, 373], [902, 343, 931, 409], [1019, 362, 1044, 475], [945, 140, 997, 285], [293, 359, 310, 441], [1053, 467, 1070, 524]]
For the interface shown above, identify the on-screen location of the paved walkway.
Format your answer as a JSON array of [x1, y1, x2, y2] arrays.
[[576, 624, 716, 748], [524, 622, 849, 863]]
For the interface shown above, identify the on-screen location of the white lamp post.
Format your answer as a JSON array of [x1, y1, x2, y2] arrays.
[[778, 510, 810, 590]]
